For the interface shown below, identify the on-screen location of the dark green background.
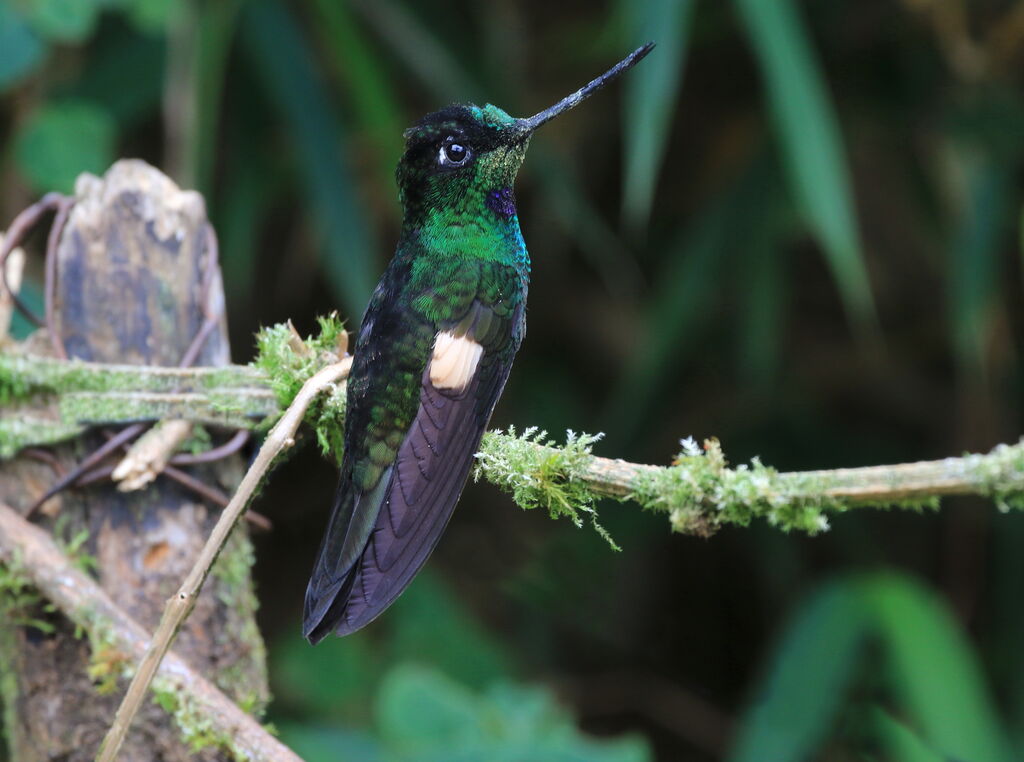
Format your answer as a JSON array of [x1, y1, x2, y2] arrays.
[[2, 1, 1023, 759]]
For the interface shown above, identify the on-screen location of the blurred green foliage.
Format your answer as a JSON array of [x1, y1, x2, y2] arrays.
[[279, 662, 651, 762], [272, 572, 651, 760], [14, 100, 115, 191], [2, 0, 1024, 760], [731, 574, 1013, 762]]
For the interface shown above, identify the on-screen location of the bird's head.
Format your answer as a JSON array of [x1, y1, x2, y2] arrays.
[[396, 43, 654, 227]]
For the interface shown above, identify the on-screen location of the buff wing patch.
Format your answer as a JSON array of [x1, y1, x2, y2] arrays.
[[429, 331, 483, 392]]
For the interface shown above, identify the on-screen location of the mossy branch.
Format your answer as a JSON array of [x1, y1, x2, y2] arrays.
[[0, 502, 302, 762], [477, 433, 1024, 539], [5, 321, 1024, 545]]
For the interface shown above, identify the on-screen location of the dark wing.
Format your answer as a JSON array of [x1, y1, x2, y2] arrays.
[[303, 300, 521, 642]]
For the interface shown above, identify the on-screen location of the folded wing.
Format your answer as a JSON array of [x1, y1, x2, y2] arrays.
[[303, 300, 520, 642]]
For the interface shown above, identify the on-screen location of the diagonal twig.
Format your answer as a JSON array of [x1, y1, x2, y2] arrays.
[[0, 501, 302, 761], [96, 357, 351, 762]]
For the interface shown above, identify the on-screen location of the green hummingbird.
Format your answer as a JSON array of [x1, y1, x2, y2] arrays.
[[304, 43, 654, 642]]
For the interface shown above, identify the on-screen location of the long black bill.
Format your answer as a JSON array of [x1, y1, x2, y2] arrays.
[[517, 42, 655, 133]]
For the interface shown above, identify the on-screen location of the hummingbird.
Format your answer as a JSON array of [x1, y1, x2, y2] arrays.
[[303, 43, 655, 643]]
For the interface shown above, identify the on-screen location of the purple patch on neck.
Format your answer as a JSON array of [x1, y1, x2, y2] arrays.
[[487, 187, 517, 219]]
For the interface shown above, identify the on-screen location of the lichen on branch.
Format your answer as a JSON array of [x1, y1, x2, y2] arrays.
[[5, 317, 1024, 541], [253, 314, 348, 463], [476, 431, 1024, 541], [475, 427, 618, 549]]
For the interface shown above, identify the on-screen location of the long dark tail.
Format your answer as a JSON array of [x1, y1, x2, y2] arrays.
[[302, 465, 388, 644]]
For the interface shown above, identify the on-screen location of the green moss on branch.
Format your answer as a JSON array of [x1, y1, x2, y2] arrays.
[[6, 318, 1024, 540], [475, 427, 618, 549], [253, 315, 348, 463], [476, 432, 1024, 540]]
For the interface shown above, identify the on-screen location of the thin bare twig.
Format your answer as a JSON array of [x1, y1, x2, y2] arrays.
[[26, 425, 146, 517], [0, 502, 302, 761], [162, 464, 231, 506], [69, 460, 271, 530], [0, 237, 25, 340], [112, 419, 193, 491], [96, 358, 351, 762], [0, 192, 65, 327], [170, 430, 249, 466]]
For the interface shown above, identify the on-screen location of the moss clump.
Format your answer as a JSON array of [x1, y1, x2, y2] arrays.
[[52, 516, 98, 577], [0, 551, 54, 634], [179, 425, 212, 455], [969, 439, 1024, 512], [253, 315, 347, 463], [475, 427, 619, 549], [0, 608, 18, 754], [630, 437, 841, 535], [0, 413, 81, 459], [151, 678, 225, 755], [152, 674, 272, 759], [87, 644, 130, 696], [629, 437, 954, 536], [0, 356, 33, 405], [0, 353, 259, 399]]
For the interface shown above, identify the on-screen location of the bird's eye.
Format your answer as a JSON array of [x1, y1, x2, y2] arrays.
[[439, 140, 470, 167]]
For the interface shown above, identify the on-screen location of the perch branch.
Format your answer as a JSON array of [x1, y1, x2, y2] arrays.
[[5, 351, 1024, 537], [96, 358, 350, 762], [0, 502, 302, 762], [474, 429, 1024, 538], [570, 446, 1024, 503]]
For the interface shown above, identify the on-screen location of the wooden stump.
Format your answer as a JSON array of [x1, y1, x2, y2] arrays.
[[0, 160, 268, 760]]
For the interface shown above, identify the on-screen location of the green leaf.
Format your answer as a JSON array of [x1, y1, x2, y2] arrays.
[[866, 573, 1014, 762], [0, 5, 46, 90], [114, 0, 178, 34], [728, 579, 870, 762], [59, 22, 165, 125], [240, 0, 376, 316], [375, 664, 651, 762], [271, 629, 379, 719], [375, 664, 483, 751], [620, 0, 694, 231], [385, 572, 512, 690], [735, 189, 791, 386], [178, 0, 243, 194], [13, 101, 117, 193], [23, 0, 101, 42], [352, 0, 483, 103], [734, 0, 876, 330], [946, 151, 1012, 374], [276, 723, 385, 762], [864, 706, 946, 762], [308, 0, 405, 195]]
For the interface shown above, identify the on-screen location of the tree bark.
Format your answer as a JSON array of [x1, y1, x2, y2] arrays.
[[0, 160, 268, 761]]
